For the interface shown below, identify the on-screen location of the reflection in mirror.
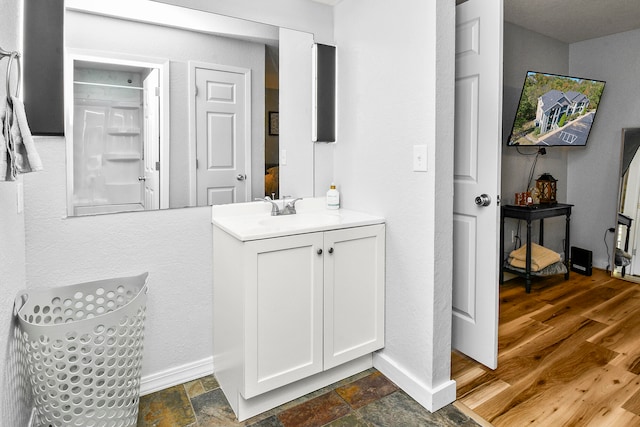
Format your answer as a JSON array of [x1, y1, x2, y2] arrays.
[[614, 127, 640, 282], [64, 1, 284, 216]]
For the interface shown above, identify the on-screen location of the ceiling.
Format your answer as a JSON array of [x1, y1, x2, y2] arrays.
[[504, 0, 640, 44], [310, 0, 640, 45]]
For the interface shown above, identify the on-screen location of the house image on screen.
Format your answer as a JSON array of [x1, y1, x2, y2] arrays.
[[535, 90, 589, 134]]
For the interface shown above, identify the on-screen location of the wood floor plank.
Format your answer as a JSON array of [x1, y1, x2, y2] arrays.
[[585, 288, 640, 325], [588, 308, 640, 355], [531, 284, 624, 326], [459, 378, 511, 410], [474, 340, 618, 422], [498, 316, 551, 357], [491, 363, 637, 426], [452, 269, 640, 426]]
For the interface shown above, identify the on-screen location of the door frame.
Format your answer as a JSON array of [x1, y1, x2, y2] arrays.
[[64, 49, 170, 215], [188, 61, 253, 206]]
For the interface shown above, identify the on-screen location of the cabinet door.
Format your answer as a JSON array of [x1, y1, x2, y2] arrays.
[[244, 232, 324, 398], [323, 224, 385, 369]]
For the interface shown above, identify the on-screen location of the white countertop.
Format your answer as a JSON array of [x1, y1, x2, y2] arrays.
[[212, 197, 385, 241]]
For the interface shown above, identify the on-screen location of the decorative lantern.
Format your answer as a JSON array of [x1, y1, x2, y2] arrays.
[[535, 173, 557, 204]]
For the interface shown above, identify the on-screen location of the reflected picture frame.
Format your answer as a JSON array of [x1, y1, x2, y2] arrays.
[[269, 111, 279, 136]]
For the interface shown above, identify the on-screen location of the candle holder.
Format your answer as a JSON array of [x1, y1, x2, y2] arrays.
[[535, 173, 557, 204]]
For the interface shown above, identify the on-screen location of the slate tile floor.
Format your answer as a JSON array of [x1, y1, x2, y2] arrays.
[[137, 369, 481, 427]]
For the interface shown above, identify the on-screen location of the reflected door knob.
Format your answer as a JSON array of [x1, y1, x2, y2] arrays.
[[475, 194, 491, 207], [236, 174, 246, 181]]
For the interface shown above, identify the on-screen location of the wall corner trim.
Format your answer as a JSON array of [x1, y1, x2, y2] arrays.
[[373, 352, 457, 412], [139, 356, 214, 396]]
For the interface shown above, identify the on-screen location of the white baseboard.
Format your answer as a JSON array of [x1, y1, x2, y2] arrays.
[[140, 356, 214, 396], [373, 352, 456, 412]]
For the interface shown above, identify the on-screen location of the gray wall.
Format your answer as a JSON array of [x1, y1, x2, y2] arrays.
[[502, 23, 640, 270], [502, 22, 570, 258], [568, 28, 640, 268]]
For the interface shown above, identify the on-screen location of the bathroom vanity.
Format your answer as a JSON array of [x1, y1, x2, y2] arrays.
[[212, 198, 385, 421]]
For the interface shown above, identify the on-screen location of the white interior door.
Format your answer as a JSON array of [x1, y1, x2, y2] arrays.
[[452, 0, 503, 369], [195, 66, 251, 206], [143, 68, 160, 210]]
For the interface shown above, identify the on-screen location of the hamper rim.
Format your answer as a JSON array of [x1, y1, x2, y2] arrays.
[[14, 272, 149, 328]]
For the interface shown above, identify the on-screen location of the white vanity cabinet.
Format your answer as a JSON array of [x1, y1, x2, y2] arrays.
[[212, 205, 384, 421]]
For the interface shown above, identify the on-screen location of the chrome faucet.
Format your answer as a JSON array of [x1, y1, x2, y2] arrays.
[[281, 196, 303, 215], [255, 196, 303, 216], [255, 196, 281, 216]]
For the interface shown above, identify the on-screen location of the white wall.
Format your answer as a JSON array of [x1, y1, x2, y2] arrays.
[[24, 138, 214, 388], [334, 0, 456, 411], [568, 28, 640, 268], [501, 23, 570, 257], [0, 0, 32, 424]]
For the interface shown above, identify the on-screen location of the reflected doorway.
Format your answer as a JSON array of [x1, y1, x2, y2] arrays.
[[65, 52, 170, 216]]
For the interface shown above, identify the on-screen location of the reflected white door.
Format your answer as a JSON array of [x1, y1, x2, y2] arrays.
[[452, 0, 503, 369], [143, 69, 160, 210], [195, 66, 251, 206]]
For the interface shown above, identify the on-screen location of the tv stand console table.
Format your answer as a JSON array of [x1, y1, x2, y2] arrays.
[[499, 203, 573, 293]]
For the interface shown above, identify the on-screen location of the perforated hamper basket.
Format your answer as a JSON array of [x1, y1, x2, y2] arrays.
[[14, 272, 149, 427]]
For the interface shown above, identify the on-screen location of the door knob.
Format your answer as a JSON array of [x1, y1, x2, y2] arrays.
[[138, 176, 146, 181], [317, 249, 323, 255], [236, 174, 246, 181], [475, 194, 491, 207]]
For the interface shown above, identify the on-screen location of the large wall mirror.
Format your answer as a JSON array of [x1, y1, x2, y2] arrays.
[[614, 127, 640, 282], [64, 0, 314, 216]]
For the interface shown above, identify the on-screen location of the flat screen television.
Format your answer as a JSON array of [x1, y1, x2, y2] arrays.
[[506, 71, 606, 147]]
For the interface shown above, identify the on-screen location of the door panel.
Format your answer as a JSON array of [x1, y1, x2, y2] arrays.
[[244, 233, 324, 398], [195, 67, 250, 205], [323, 225, 385, 370], [452, 0, 503, 369]]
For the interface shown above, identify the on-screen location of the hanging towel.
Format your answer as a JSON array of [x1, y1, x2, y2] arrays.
[[508, 242, 561, 272], [0, 98, 15, 181], [10, 95, 42, 174]]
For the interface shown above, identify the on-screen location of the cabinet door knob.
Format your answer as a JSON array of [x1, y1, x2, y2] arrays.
[[317, 249, 323, 255], [328, 247, 334, 254]]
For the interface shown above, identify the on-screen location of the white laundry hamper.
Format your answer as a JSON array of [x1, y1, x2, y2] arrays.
[[14, 272, 149, 427]]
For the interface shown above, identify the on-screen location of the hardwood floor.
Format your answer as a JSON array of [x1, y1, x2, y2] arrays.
[[452, 268, 640, 426]]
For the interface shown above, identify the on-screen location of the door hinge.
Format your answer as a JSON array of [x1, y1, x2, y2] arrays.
[[497, 194, 501, 206], [155, 161, 160, 171], [196, 159, 199, 169], [155, 86, 160, 97], [195, 85, 198, 97]]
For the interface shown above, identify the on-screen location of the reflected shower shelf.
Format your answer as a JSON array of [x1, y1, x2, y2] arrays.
[[104, 153, 141, 161], [106, 127, 140, 136]]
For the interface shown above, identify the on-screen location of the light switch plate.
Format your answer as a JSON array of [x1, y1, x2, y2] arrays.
[[413, 145, 427, 172]]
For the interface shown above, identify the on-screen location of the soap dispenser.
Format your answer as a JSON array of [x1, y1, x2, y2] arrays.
[[326, 183, 340, 210]]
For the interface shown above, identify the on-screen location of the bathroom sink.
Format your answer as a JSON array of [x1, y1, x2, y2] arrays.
[[211, 197, 385, 241]]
